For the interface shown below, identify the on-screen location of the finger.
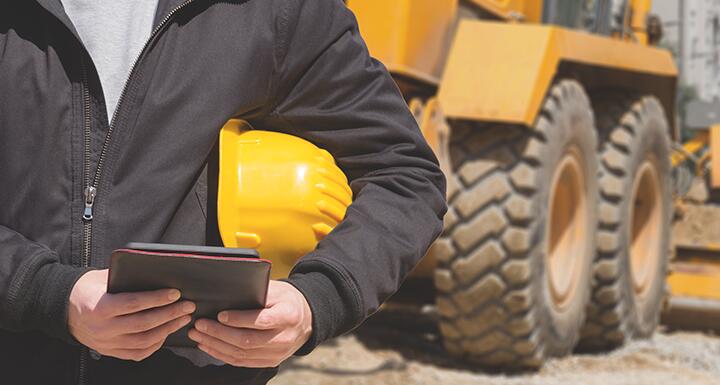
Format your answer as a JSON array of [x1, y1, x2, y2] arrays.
[[119, 315, 191, 349], [194, 320, 282, 348], [115, 301, 195, 333], [188, 329, 251, 358], [197, 344, 280, 368], [189, 330, 288, 359], [101, 288, 182, 316], [217, 304, 299, 330], [103, 340, 164, 362]]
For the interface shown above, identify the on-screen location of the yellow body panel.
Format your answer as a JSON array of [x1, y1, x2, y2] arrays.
[[438, 21, 678, 126], [671, 131, 708, 167], [671, 125, 720, 189], [712, 124, 720, 188], [630, 0, 652, 45], [466, 0, 542, 21], [668, 263, 720, 300], [347, 0, 458, 83], [217, 120, 352, 279], [669, 244, 720, 301]]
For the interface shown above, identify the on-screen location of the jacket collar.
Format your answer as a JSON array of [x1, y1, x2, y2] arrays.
[[35, 0, 189, 35], [34, 0, 83, 43]]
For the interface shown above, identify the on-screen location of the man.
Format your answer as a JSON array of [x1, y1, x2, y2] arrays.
[[0, 0, 447, 384]]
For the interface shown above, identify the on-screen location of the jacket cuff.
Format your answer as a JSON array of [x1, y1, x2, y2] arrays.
[[284, 260, 361, 356], [10, 256, 92, 344], [40, 263, 93, 343]]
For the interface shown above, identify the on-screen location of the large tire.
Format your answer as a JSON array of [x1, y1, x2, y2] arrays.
[[579, 95, 672, 350], [433, 80, 598, 370]]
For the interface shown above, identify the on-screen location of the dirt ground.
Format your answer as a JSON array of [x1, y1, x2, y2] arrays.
[[272, 331, 720, 385], [673, 203, 720, 245], [272, 203, 720, 385]]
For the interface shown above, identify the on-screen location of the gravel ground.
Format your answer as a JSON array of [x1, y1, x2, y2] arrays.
[[272, 331, 720, 385], [673, 203, 720, 245], [272, 203, 720, 385]]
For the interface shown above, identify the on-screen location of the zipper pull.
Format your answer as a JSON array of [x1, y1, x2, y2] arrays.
[[83, 186, 97, 221]]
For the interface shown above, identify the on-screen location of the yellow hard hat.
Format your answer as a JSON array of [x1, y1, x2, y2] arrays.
[[217, 120, 352, 279]]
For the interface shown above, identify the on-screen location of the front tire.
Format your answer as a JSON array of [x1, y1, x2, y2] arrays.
[[434, 80, 598, 370]]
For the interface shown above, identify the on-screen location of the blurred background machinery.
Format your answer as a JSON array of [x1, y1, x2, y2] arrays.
[[344, 0, 682, 371], [664, 99, 720, 332]]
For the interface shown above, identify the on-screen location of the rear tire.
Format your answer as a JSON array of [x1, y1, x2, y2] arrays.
[[579, 94, 672, 350], [434, 80, 598, 370]]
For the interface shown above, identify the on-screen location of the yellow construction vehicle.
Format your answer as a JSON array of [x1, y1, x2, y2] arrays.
[[664, 104, 720, 331], [218, 0, 680, 371], [671, 102, 720, 200], [664, 243, 720, 331]]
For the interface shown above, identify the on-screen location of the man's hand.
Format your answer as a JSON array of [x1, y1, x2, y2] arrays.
[[68, 269, 196, 361], [188, 280, 312, 368]]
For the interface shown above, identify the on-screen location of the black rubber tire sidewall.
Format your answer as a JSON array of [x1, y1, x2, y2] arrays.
[[535, 83, 598, 352], [619, 99, 672, 336]]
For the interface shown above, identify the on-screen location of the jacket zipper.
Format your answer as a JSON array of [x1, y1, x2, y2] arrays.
[[78, 59, 91, 385], [82, 0, 198, 224], [77, 1, 197, 384]]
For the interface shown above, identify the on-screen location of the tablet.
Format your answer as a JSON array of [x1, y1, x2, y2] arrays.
[[108, 243, 271, 347]]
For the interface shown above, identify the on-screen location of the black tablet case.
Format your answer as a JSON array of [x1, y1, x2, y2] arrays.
[[108, 248, 271, 347]]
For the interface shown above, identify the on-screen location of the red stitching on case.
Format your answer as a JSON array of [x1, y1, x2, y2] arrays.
[[115, 248, 272, 264]]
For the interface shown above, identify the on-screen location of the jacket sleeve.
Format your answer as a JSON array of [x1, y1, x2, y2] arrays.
[[0, 225, 90, 342], [248, 0, 447, 354]]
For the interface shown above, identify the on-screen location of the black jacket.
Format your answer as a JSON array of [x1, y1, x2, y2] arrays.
[[0, 0, 446, 383]]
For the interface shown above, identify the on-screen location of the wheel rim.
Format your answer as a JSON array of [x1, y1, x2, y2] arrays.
[[629, 160, 662, 298], [546, 148, 588, 311]]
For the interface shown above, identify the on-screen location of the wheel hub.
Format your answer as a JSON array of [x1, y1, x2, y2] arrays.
[[546, 148, 588, 310], [629, 160, 662, 298]]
